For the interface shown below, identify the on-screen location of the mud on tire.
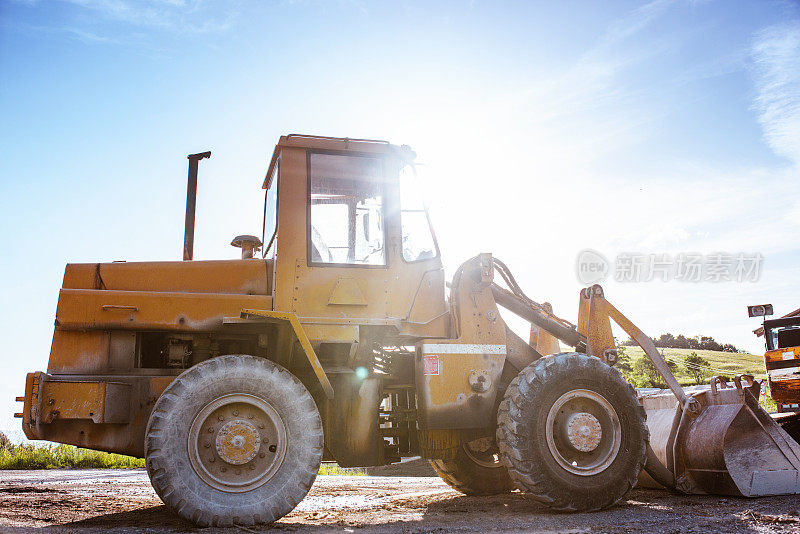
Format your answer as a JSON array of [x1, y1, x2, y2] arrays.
[[430, 435, 515, 495], [496, 352, 647, 512], [145, 354, 324, 527]]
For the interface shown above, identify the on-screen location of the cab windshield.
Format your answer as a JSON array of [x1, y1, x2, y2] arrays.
[[399, 163, 438, 262], [767, 324, 800, 350]]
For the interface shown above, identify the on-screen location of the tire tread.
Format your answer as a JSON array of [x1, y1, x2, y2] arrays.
[[145, 354, 323, 527], [496, 352, 647, 512]]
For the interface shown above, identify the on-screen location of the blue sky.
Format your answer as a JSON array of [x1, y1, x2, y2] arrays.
[[1, 0, 799, 439]]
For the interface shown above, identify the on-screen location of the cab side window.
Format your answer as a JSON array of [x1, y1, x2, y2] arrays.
[[308, 153, 386, 266], [262, 161, 278, 257]]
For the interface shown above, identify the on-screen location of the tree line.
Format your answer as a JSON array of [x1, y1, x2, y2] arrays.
[[615, 346, 714, 388], [622, 333, 739, 353]]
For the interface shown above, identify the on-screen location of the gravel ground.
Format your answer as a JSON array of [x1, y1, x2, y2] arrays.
[[2, 469, 800, 533]]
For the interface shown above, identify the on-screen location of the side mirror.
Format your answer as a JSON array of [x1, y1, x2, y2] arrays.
[[748, 304, 774, 318]]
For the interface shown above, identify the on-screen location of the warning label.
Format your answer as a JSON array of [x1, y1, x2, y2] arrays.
[[423, 354, 440, 376]]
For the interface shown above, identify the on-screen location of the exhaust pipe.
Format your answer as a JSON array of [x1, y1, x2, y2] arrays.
[[183, 151, 211, 260]]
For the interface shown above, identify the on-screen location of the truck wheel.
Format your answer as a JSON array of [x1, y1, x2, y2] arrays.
[[145, 354, 323, 527], [430, 435, 515, 495], [497, 352, 647, 511]]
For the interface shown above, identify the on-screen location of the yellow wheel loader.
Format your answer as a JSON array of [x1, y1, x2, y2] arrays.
[[15, 134, 800, 527]]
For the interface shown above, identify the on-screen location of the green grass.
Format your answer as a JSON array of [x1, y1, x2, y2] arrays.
[[622, 347, 785, 411], [0, 443, 145, 469], [624, 347, 766, 385], [0, 439, 367, 474], [317, 463, 366, 476]]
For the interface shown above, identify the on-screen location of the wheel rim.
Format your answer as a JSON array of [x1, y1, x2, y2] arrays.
[[545, 389, 621, 476], [188, 393, 288, 492], [462, 437, 503, 469]]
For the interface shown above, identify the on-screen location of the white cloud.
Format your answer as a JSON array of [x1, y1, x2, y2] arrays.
[[751, 22, 800, 166], [399, 5, 800, 357], [58, 0, 236, 34], [601, 0, 676, 49], [64, 27, 120, 43]]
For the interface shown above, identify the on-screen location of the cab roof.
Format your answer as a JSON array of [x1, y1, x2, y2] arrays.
[[262, 134, 414, 189]]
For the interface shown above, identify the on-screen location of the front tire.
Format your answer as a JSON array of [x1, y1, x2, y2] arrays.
[[497, 352, 647, 512], [145, 355, 323, 527]]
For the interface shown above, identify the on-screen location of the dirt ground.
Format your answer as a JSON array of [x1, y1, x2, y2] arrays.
[[2, 469, 800, 533]]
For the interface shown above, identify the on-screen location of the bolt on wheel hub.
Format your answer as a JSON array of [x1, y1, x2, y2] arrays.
[[565, 412, 602, 452], [216, 420, 261, 465]]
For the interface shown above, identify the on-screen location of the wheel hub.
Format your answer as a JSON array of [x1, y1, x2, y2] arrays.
[[565, 412, 602, 452], [188, 393, 287, 493], [216, 420, 261, 465], [544, 389, 622, 476]]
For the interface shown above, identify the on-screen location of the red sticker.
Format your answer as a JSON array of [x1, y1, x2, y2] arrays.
[[423, 354, 440, 375]]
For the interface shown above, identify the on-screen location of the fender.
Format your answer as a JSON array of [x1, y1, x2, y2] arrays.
[[239, 309, 334, 399]]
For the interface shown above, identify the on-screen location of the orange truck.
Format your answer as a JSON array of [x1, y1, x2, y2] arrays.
[[17, 134, 800, 527]]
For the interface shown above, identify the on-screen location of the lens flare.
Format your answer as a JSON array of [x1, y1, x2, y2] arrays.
[[355, 366, 369, 380]]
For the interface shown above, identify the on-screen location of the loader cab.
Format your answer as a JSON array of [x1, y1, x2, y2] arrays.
[[261, 135, 447, 338], [764, 318, 800, 351]]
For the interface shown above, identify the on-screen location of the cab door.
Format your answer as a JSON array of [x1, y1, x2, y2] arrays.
[[272, 144, 446, 340], [273, 147, 392, 322]]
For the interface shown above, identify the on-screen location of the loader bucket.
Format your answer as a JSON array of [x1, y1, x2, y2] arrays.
[[641, 375, 800, 496]]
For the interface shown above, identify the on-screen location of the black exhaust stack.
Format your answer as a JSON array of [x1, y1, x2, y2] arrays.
[[183, 151, 211, 261]]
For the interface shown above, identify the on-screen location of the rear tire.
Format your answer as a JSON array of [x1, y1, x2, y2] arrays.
[[497, 352, 647, 511], [430, 435, 515, 495], [145, 354, 323, 527]]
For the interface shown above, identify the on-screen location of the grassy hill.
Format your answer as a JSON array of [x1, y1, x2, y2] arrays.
[[622, 346, 765, 386]]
